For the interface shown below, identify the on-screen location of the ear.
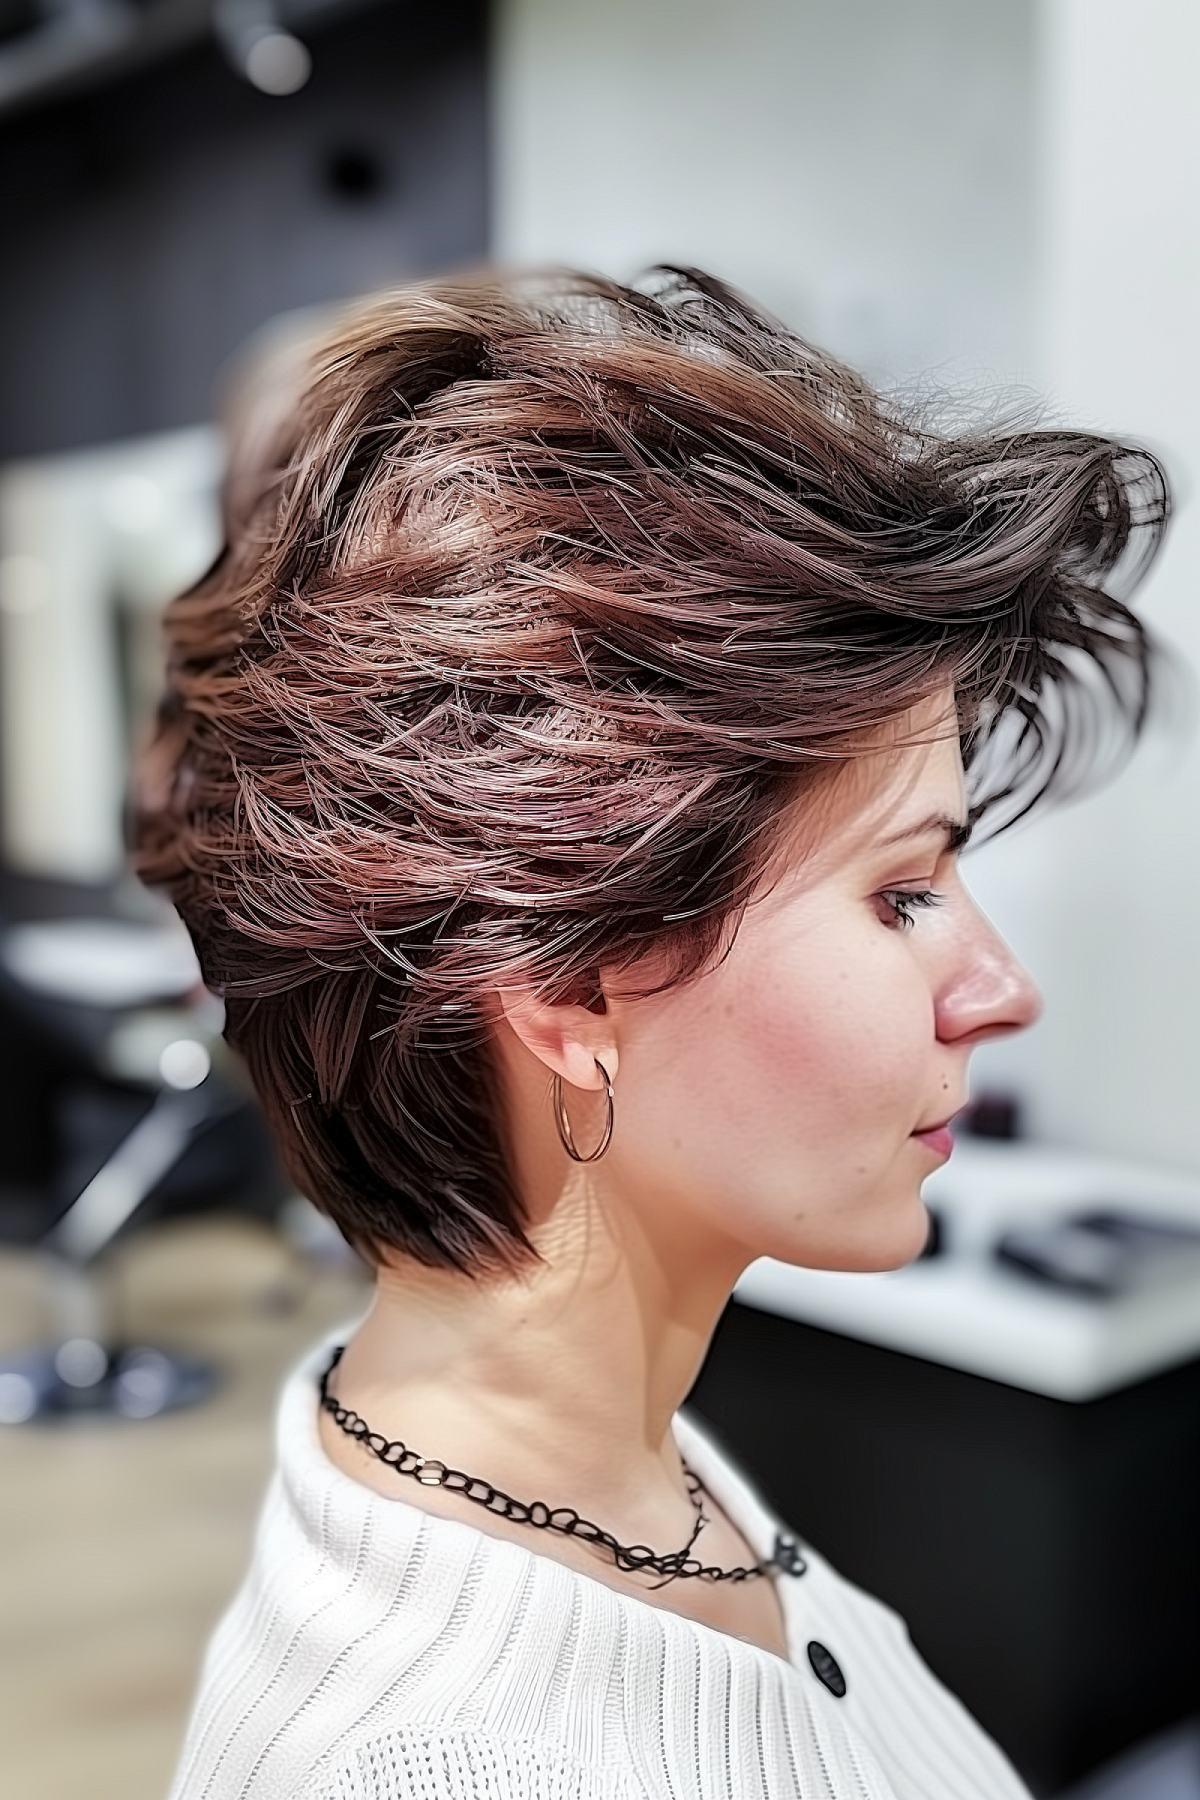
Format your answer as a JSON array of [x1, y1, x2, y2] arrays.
[[493, 981, 618, 1094]]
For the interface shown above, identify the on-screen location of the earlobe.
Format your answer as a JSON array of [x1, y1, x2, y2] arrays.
[[586, 1047, 619, 1091]]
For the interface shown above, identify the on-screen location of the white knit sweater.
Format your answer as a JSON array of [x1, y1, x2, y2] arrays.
[[166, 1317, 1035, 1799]]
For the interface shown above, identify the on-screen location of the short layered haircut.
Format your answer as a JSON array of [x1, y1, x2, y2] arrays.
[[131, 262, 1173, 1279]]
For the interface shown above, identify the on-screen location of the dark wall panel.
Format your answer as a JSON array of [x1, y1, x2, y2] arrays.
[[0, 0, 490, 458]]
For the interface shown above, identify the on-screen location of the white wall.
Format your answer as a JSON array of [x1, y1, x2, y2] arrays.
[[0, 428, 222, 882], [493, 0, 1037, 390], [491, 0, 1199, 1173], [0, 458, 126, 881], [1021, 0, 1200, 1172]]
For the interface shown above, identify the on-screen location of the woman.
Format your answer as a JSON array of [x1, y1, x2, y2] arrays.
[[135, 262, 1170, 1799]]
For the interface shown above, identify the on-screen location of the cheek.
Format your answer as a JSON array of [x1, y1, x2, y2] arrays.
[[741, 969, 902, 1141], [665, 913, 930, 1150]]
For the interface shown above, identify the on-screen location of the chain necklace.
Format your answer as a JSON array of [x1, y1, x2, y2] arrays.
[[318, 1343, 807, 1591]]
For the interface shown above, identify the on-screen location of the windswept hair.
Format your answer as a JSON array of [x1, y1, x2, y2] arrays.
[[130, 261, 1177, 1280]]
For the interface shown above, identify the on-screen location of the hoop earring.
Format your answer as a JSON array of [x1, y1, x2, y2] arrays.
[[552, 1056, 614, 1163]]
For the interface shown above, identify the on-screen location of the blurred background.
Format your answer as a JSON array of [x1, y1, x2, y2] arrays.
[[0, 2, 1197, 1796]]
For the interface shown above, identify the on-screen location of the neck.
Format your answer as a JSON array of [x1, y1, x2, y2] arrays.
[[328, 1183, 751, 1532]]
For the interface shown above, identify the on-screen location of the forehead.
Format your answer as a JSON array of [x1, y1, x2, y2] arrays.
[[766, 690, 965, 880], [839, 693, 963, 825]]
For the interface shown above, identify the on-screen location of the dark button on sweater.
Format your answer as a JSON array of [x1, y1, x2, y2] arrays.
[[807, 1639, 847, 1697]]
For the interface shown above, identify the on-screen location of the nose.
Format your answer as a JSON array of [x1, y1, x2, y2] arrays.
[[934, 917, 1045, 1048]]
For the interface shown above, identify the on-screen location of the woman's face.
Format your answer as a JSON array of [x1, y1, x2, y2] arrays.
[[603, 690, 1044, 1274]]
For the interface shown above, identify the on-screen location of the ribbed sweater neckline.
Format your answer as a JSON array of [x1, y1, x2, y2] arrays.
[[281, 1313, 810, 1684]]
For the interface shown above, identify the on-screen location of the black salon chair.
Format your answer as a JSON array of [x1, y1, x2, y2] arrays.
[[0, 881, 295, 1425]]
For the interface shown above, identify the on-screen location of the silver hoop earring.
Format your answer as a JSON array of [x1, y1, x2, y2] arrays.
[[552, 1056, 614, 1163]]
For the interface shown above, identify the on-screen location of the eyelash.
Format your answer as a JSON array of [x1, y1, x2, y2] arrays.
[[877, 887, 948, 931]]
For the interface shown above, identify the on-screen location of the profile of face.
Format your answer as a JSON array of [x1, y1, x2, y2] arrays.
[[500, 686, 1044, 1279]]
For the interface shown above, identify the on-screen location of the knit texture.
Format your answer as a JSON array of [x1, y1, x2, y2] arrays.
[[166, 1317, 1035, 1799]]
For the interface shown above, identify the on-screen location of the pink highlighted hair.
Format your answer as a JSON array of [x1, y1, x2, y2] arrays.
[[130, 262, 1176, 1279]]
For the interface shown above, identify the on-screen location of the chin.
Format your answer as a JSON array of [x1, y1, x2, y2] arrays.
[[869, 1199, 935, 1271], [776, 1197, 932, 1274]]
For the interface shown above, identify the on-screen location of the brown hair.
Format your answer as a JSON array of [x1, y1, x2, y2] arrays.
[[130, 260, 1177, 1280]]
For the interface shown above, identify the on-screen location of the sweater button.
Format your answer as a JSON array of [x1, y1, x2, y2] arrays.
[[773, 1531, 807, 1575], [806, 1640, 847, 1697]]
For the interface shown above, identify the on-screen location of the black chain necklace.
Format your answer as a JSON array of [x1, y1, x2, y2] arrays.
[[318, 1342, 807, 1591]]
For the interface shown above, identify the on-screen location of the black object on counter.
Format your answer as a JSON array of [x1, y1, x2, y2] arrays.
[[959, 1087, 1024, 1140], [917, 1202, 944, 1260], [993, 1206, 1200, 1301]]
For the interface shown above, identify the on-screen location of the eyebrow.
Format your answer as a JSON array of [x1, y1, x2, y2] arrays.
[[874, 811, 975, 855]]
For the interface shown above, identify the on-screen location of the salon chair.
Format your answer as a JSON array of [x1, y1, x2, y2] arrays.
[[0, 879, 294, 1425]]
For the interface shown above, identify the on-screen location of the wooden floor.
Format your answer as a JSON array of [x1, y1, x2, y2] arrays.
[[0, 1212, 372, 1800]]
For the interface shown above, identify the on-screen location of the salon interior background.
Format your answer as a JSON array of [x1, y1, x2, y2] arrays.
[[0, 4, 1198, 1800]]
